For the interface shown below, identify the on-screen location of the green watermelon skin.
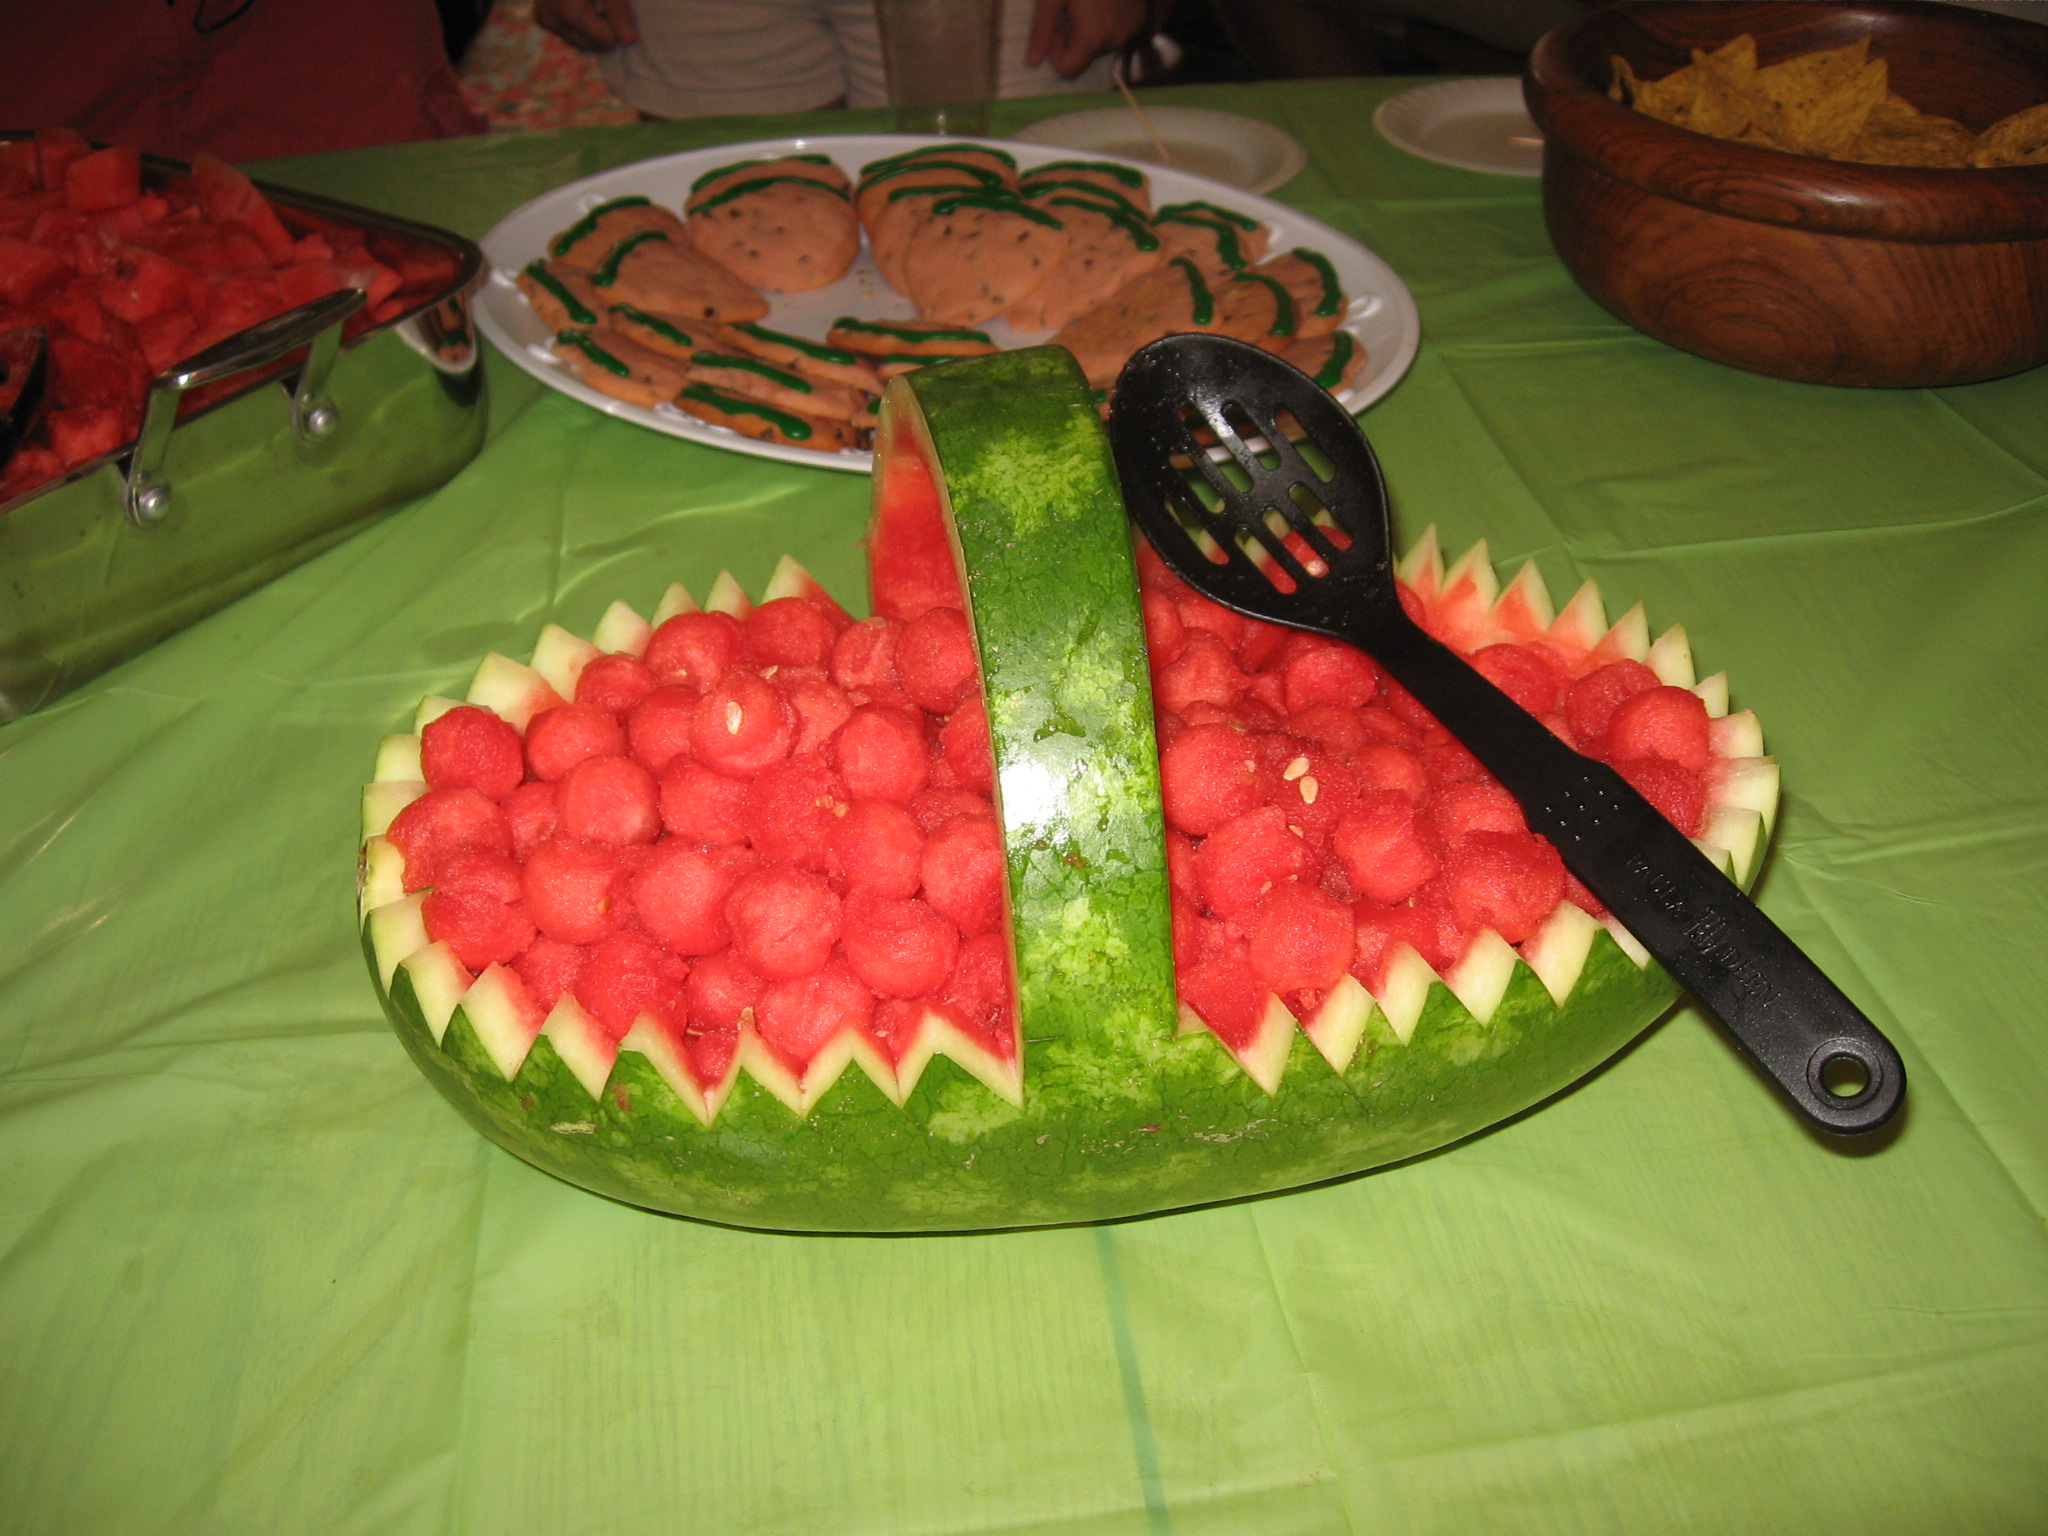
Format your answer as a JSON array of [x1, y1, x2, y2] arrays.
[[361, 346, 1711, 1232], [371, 925, 1673, 1231]]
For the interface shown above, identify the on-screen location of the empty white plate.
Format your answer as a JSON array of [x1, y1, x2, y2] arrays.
[[1011, 106, 1308, 193], [1374, 77, 1544, 177]]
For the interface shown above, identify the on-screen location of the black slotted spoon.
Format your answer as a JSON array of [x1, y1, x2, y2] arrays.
[[1108, 334, 1903, 1136]]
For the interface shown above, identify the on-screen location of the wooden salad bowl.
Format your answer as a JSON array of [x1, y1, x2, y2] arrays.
[[1524, 1, 2048, 387]]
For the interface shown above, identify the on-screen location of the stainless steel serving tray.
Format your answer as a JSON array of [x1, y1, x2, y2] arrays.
[[0, 145, 489, 720]]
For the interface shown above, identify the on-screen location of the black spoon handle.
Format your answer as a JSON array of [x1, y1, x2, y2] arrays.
[[1354, 617, 1904, 1134]]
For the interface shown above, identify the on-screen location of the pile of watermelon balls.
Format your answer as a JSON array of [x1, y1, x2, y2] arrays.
[[0, 126, 460, 503], [385, 551, 1720, 1077], [386, 593, 1018, 1082]]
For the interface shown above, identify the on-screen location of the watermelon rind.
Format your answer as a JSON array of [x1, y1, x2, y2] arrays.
[[358, 348, 1771, 1232]]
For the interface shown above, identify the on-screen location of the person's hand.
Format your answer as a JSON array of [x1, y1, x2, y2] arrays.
[[533, 0, 640, 53], [1025, 0, 1150, 79]]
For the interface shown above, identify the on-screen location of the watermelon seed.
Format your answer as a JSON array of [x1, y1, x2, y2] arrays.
[[1300, 777, 1320, 804], [725, 702, 744, 733], [1283, 756, 1309, 780]]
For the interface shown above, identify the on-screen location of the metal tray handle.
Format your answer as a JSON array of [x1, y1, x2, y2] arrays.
[[126, 286, 367, 527]]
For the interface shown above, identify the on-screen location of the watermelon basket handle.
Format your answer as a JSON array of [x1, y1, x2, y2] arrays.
[[1109, 334, 1905, 1137]]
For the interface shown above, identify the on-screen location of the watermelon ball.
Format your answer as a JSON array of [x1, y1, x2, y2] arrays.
[[522, 836, 632, 945], [630, 842, 757, 955], [1469, 642, 1564, 717], [501, 779, 561, 861], [827, 798, 925, 899], [829, 615, 902, 697], [724, 866, 842, 980], [512, 936, 587, 1013], [626, 685, 702, 774], [744, 596, 839, 668], [1563, 659, 1660, 747], [756, 959, 875, 1069], [1193, 805, 1314, 921], [386, 786, 513, 892], [684, 949, 765, 1032], [574, 928, 691, 1043], [1275, 750, 1357, 850], [1351, 742, 1430, 804], [1422, 779, 1526, 850], [840, 893, 960, 998], [1153, 633, 1250, 715], [783, 672, 856, 757], [430, 845, 525, 903], [1174, 589, 1247, 649], [830, 704, 930, 803], [556, 754, 661, 846], [1159, 722, 1266, 837], [742, 757, 847, 872], [1613, 756, 1707, 836], [1330, 793, 1441, 906], [421, 888, 535, 972], [657, 759, 751, 846], [691, 671, 797, 777], [419, 705, 525, 801], [1246, 881, 1353, 994], [895, 605, 978, 713], [940, 931, 1016, 1054], [1287, 703, 1369, 757], [1238, 617, 1289, 672], [1280, 640, 1380, 714], [1140, 589, 1188, 667], [1176, 951, 1268, 1051], [938, 695, 995, 796], [574, 653, 657, 716], [525, 702, 627, 783], [644, 609, 743, 690], [1431, 829, 1566, 944], [1165, 827, 1198, 897], [918, 813, 1006, 937], [1604, 685, 1712, 772], [908, 785, 994, 836]]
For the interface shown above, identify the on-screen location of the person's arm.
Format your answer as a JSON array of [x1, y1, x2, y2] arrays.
[[533, 0, 640, 52], [1024, 0, 1153, 78]]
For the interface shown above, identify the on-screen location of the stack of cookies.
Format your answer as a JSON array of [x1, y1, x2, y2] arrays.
[[515, 144, 1368, 455]]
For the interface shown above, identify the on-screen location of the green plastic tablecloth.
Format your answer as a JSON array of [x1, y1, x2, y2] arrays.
[[4, 79, 2046, 1535]]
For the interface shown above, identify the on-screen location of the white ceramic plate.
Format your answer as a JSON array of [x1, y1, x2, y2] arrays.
[[475, 133, 1420, 474], [1009, 106, 1308, 194], [1374, 77, 1545, 177]]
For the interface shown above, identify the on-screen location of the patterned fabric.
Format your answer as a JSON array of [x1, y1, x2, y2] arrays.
[[457, 0, 639, 130]]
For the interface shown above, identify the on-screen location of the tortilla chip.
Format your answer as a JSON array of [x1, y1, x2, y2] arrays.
[[1970, 100, 2048, 167], [1841, 94, 1975, 168], [1751, 37, 1888, 157]]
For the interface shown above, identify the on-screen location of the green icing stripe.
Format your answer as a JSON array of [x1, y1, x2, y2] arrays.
[[607, 304, 698, 349], [1289, 247, 1343, 317], [679, 383, 813, 440], [549, 195, 653, 256], [1170, 257, 1214, 326], [884, 181, 997, 206], [930, 193, 1064, 228], [1153, 208, 1245, 270], [690, 174, 850, 216], [833, 317, 994, 345], [689, 350, 812, 392], [859, 159, 1006, 193], [554, 329, 631, 378], [1045, 195, 1158, 252], [1156, 198, 1259, 231], [729, 321, 859, 365], [689, 153, 835, 193], [1019, 180, 1148, 219], [590, 229, 669, 287], [523, 260, 595, 325], [1234, 271, 1296, 338], [861, 142, 1015, 175], [1025, 158, 1146, 187], [1311, 330, 1356, 390]]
